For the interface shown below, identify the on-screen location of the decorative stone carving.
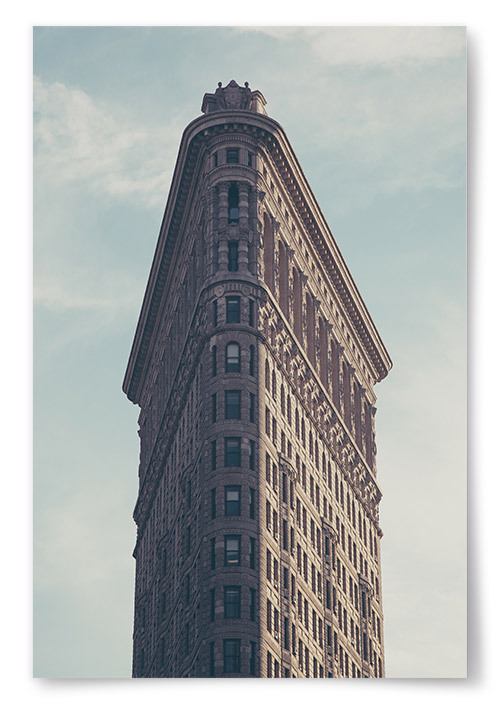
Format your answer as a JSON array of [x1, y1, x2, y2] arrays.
[[201, 80, 267, 115]]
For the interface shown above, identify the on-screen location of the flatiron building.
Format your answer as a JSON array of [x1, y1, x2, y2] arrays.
[[123, 80, 392, 678]]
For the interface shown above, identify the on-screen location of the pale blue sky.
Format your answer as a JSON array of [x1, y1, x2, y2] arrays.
[[33, 25, 467, 680]]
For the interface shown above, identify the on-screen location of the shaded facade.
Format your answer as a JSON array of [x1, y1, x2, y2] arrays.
[[123, 81, 392, 678]]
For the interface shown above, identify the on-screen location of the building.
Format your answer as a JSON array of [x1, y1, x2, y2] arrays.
[[123, 80, 392, 678]]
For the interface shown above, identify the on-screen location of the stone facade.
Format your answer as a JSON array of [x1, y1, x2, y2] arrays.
[[123, 81, 392, 678]]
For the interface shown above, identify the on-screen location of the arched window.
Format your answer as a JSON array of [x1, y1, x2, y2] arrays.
[[226, 342, 241, 372], [228, 184, 239, 223]]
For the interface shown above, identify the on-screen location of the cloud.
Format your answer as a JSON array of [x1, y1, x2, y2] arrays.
[[34, 76, 180, 209], [243, 26, 465, 67], [34, 265, 144, 315], [233, 29, 465, 204]]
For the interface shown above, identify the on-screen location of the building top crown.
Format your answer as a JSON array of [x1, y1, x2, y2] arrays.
[[201, 80, 267, 115]]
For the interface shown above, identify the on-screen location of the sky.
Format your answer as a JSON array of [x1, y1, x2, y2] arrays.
[[31, 25, 469, 682]]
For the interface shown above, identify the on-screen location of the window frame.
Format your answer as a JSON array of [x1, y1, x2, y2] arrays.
[[224, 535, 241, 566], [228, 241, 239, 271], [225, 390, 241, 420], [226, 296, 241, 323], [224, 485, 241, 516], [225, 342, 241, 372], [223, 638, 241, 673], [224, 586, 241, 619], [224, 437, 241, 467], [226, 148, 240, 164]]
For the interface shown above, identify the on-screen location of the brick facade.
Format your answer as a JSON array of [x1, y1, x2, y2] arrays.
[[123, 81, 392, 678]]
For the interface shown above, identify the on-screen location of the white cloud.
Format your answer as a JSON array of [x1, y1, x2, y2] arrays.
[[34, 266, 144, 315], [244, 26, 465, 67], [34, 76, 180, 208]]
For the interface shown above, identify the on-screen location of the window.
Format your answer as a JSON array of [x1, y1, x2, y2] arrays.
[[225, 486, 241, 516], [225, 437, 241, 466], [211, 440, 217, 470], [224, 639, 241, 673], [249, 298, 255, 327], [211, 345, 217, 376], [249, 537, 256, 569], [213, 151, 218, 167], [211, 393, 217, 422], [210, 588, 215, 621], [249, 344, 255, 375], [228, 241, 239, 271], [211, 488, 216, 519], [211, 538, 216, 569], [282, 473, 288, 503], [226, 296, 240, 323], [213, 300, 218, 327], [284, 616, 290, 650], [250, 641, 257, 675], [225, 535, 241, 565], [250, 588, 256, 621], [227, 148, 239, 164], [267, 600, 272, 632], [247, 151, 253, 167], [228, 184, 239, 222], [249, 393, 255, 422], [249, 488, 255, 519], [283, 519, 288, 551], [249, 439, 256, 470], [209, 641, 215, 677], [225, 390, 241, 419], [226, 342, 240, 372], [224, 586, 241, 618]]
